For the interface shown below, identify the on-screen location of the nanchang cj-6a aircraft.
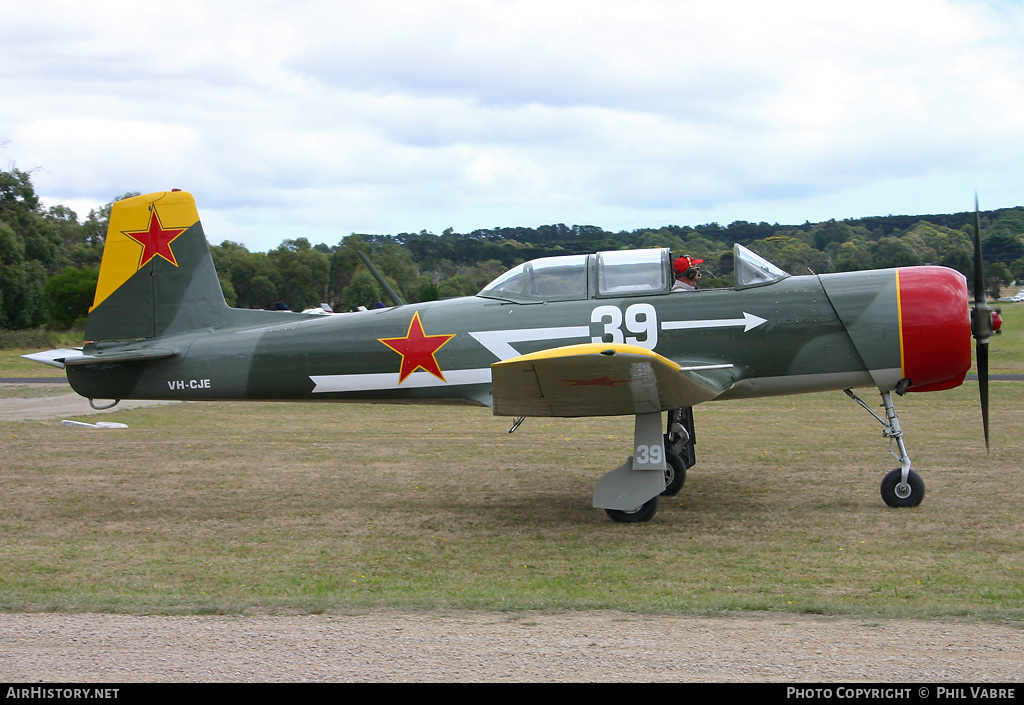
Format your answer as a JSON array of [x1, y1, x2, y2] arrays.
[[28, 190, 1002, 522]]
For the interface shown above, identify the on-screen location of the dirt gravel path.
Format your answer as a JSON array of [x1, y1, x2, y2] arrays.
[[1, 611, 1022, 683], [0, 390, 175, 421]]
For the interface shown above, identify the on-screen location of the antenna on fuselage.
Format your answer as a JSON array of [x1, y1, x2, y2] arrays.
[[357, 251, 406, 307]]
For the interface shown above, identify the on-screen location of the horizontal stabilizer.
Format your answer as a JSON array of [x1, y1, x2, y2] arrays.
[[21, 349, 83, 369], [490, 342, 734, 417], [62, 348, 177, 366], [23, 347, 178, 368], [24, 347, 178, 369]]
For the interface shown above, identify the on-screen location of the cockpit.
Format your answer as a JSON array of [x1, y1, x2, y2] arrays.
[[478, 243, 789, 302]]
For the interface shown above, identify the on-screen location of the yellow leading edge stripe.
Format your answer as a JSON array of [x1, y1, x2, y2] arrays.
[[493, 342, 683, 372], [895, 269, 906, 378]]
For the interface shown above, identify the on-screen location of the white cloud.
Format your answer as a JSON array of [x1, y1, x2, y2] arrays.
[[2, 0, 1023, 251]]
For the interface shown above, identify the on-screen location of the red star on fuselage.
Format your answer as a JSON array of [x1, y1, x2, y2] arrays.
[[123, 209, 187, 268], [378, 312, 456, 383]]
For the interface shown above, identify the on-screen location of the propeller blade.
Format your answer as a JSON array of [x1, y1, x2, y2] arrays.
[[970, 195, 993, 451], [977, 338, 990, 451], [973, 195, 986, 306]]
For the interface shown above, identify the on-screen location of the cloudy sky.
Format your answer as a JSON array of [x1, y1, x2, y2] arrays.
[[3, 0, 1023, 252]]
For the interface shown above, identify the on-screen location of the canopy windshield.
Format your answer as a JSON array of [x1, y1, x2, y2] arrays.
[[734, 243, 789, 289]]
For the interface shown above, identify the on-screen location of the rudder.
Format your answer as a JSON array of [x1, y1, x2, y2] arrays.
[[86, 190, 231, 342]]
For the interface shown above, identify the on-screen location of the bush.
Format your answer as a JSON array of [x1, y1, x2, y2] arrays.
[[0, 328, 57, 350], [41, 266, 98, 329]]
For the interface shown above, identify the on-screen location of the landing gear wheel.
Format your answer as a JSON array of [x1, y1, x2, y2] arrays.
[[880, 468, 925, 508], [661, 451, 686, 497], [605, 496, 660, 523]]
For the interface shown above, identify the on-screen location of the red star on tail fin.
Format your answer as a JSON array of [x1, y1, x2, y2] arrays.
[[123, 209, 187, 268]]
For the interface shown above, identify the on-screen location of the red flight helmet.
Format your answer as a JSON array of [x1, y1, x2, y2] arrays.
[[673, 255, 704, 280]]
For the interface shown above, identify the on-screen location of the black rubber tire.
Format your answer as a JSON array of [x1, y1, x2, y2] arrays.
[[605, 496, 660, 523], [661, 450, 686, 497], [880, 468, 925, 508]]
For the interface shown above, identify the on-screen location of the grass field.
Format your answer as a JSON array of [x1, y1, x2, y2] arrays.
[[1, 382, 1021, 620], [0, 353, 68, 379]]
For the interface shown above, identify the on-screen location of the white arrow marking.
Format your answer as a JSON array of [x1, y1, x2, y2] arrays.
[[469, 326, 590, 361], [661, 312, 767, 333], [310, 368, 491, 393]]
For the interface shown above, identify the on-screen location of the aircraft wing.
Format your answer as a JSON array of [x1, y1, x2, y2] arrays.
[[490, 342, 734, 417]]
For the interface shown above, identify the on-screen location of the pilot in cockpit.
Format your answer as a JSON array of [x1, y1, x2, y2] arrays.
[[672, 255, 703, 291]]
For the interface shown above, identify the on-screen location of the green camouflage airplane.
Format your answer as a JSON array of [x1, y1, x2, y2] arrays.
[[26, 190, 1002, 522]]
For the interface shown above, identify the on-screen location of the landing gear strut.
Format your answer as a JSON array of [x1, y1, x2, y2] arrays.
[[595, 407, 697, 522], [662, 407, 695, 497], [845, 385, 926, 508]]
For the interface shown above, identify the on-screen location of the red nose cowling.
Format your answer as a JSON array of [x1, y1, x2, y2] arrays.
[[898, 266, 972, 392]]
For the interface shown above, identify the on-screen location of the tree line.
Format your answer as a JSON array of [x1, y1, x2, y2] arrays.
[[2, 165, 1023, 331]]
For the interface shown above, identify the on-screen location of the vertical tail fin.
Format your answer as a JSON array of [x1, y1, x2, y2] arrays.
[[86, 190, 231, 342]]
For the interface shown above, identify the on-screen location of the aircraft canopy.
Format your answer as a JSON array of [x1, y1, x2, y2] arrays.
[[478, 244, 788, 302]]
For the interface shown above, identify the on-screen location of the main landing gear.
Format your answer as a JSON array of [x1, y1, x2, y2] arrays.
[[844, 385, 925, 508], [594, 407, 696, 523]]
